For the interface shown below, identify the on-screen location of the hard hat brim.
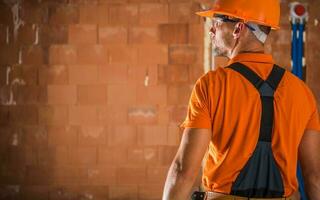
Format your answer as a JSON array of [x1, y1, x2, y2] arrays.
[[195, 9, 280, 30]]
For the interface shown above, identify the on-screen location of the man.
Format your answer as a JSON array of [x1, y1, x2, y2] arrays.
[[162, 0, 320, 199]]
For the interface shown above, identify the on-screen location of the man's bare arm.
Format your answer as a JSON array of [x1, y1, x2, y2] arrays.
[[162, 128, 211, 200], [299, 129, 320, 199]]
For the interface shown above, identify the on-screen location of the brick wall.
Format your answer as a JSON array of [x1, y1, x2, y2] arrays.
[[0, 0, 319, 199]]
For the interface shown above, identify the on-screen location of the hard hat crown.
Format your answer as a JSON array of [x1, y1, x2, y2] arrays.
[[197, 0, 280, 30]]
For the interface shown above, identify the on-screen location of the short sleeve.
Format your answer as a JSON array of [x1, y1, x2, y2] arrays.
[[180, 77, 212, 129], [305, 89, 320, 131]]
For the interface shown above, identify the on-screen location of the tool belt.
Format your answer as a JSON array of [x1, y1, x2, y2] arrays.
[[191, 191, 294, 200]]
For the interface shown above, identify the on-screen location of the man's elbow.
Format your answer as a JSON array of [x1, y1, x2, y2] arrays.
[[172, 160, 198, 183]]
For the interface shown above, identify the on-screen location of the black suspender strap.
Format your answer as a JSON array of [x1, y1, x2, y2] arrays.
[[226, 62, 285, 142], [227, 62, 264, 90]]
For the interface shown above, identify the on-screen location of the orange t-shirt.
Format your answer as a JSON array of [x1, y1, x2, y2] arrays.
[[181, 53, 320, 196]]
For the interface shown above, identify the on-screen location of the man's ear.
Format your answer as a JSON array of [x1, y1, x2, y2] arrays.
[[233, 22, 245, 39]]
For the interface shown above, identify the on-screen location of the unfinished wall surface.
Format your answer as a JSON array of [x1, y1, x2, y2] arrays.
[[0, 0, 319, 199]]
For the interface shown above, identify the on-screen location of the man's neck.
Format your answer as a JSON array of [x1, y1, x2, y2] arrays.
[[229, 40, 265, 59]]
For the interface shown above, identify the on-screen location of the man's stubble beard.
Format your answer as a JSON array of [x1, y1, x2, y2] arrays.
[[212, 44, 228, 57]]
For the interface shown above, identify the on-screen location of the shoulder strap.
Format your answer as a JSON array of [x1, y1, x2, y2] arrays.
[[226, 62, 286, 142], [265, 64, 285, 90], [226, 62, 264, 89]]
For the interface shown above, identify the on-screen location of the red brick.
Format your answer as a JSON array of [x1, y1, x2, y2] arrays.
[[138, 184, 163, 200], [128, 64, 158, 86], [87, 165, 117, 185], [116, 166, 146, 184], [79, 5, 108, 25], [99, 26, 127, 44], [77, 45, 107, 64], [0, 106, 9, 126], [158, 64, 189, 84], [107, 85, 136, 105], [20, 186, 49, 200], [146, 166, 168, 184], [128, 25, 159, 44], [0, 66, 7, 85], [69, 65, 98, 84], [189, 24, 204, 45], [189, 64, 205, 83], [20, 1, 47, 24], [168, 2, 200, 24], [49, 5, 79, 25], [97, 105, 128, 125], [98, 146, 127, 165], [38, 106, 68, 125], [78, 126, 107, 146], [0, 25, 8, 44], [158, 145, 178, 165], [107, 125, 137, 146], [159, 24, 188, 44], [7, 106, 38, 125], [138, 45, 168, 64], [22, 46, 45, 65], [98, 64, 128, 84], [0, 45, 19, 65], [40, 25, 68, 45], [8, 65, 38, 86], [271, 44, 291, 67], [137, 125, 167, 146], [0, 5, 13, 25], [70, 147, 97, 165], [168, 105, 188, 124], [36, 147, 54, 166], [167, 84, 192, 105], [167, 125, 182, 146], [47, 85, 77, 105], [49, 45, 77, 65], [139, 3, 168, 24], [69, 24, 97, 45], [69, 106, 98, 125], [269, 28, 291, 45], [128, 106, 158, 125], [25, 165, 53, 185], [48, 126, 78, 146], [52, 166, 86, 184], [2, 86, 39, 105], [109, 185, 138, 200], [158, 105, 170, 125], [169, 45, 198, 64], [77, 85, 107, 105], [39, 65, 68, 85], [69, 0, 99, 4], [127, 147, 158, 165], [0, 163, 25, 184], [52, 146, 70, 165], [21, 126, 48, 147], [136, 85, 167, 105], [109, 4, 138, 25], [77, 186, 109, 200], [107, 45, 138, 64], [17, 24, 37, 45]]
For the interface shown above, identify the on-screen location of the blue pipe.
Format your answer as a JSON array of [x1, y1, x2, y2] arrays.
[[292, 22, 298, 75], [297, 23, 304, 78]]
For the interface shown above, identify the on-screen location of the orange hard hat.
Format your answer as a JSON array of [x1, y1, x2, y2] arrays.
[[196, 0, 280, 30]]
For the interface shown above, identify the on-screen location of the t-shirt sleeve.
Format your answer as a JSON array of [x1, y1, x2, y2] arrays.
[[305, 89, 320, 131], [180, 77, 212, 129]]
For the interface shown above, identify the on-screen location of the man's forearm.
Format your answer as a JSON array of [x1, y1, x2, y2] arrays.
[[162, 163, 197, 200]]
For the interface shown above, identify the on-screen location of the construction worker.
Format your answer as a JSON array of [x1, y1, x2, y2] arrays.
[[162, 0, 320, 199]]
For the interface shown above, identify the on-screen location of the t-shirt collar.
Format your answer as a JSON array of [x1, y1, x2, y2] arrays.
[[227, 53, 274, 65]]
